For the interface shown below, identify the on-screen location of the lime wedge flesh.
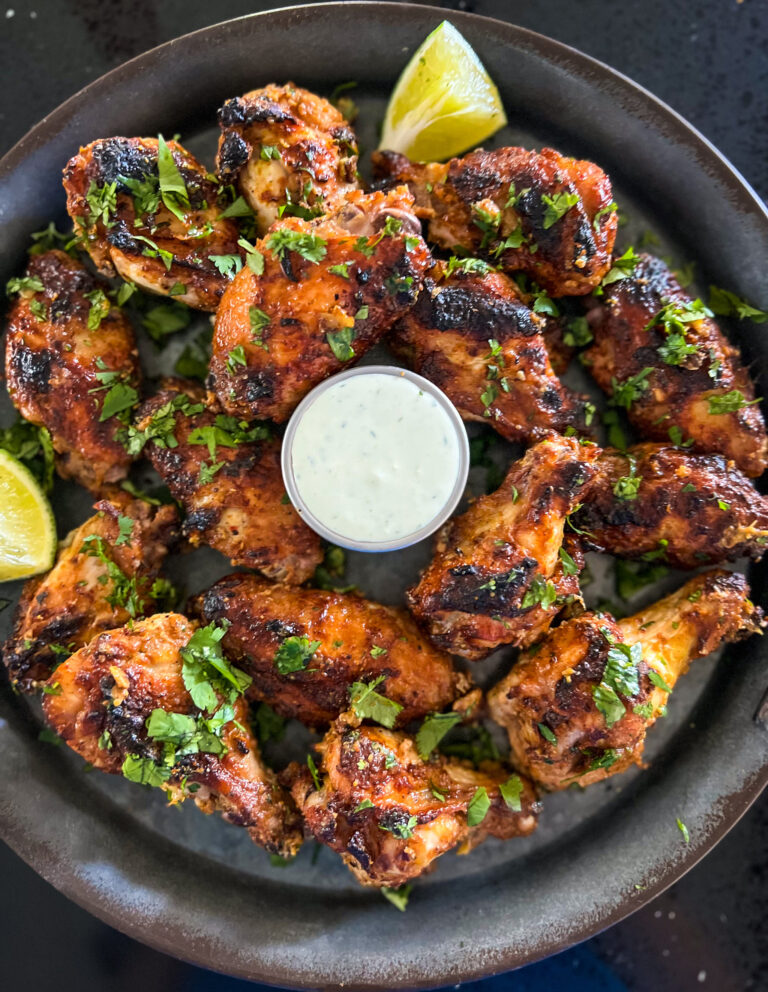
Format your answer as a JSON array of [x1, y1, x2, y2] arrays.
[[0, 448, 56, 581], [379, 20, 507, 162]]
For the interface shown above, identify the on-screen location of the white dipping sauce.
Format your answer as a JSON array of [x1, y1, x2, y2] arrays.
[[290, 373, 461, 544]]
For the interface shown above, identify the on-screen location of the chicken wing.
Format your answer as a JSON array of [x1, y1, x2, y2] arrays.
[[584, 253, 768, 477], [130, 380, 321, 582], [216, 83, 359, 233], [3, 492, 178, 691], [191, 572, 473, 728], [371, 147, 617, 296], [407, 436, 597, 660], [42, 612, 301, 856], [63, 137, 242, 311], [4, 249, 140, 491], [286, 713, 539, 887], [573, 443, 768, 568], [209, 187, 432, 422], [487, 570, 763, 790], [391, 261, 594, 443]]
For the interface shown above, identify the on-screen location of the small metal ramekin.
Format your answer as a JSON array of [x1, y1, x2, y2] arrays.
[[281, 365, 470, 553]]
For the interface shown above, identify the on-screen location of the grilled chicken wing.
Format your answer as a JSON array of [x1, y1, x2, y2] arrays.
[[407, 436, 597, 660], [63, 137, 242, 311], [42, 612, 301, 855], [487, 570, 763, 790], [132, 380, 321, 582], [573, 444, 768, 568], [585, 253, 768, 477], [4, 250, 139, 491], [215, 83, 359, 233], [391, 261, 594, 443], [372, 147, 617, 296], [191, 572, 473, 728], [286, 713, 540, 887], [3, 493, 178, 691], [209, 187, 432, 422]]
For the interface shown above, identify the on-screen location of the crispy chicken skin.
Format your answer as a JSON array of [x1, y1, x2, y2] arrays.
[[63, 137, 242, 311], [407, 436, 597, 660], [585, 253, 768, 477], [3, 493, 178, 691], [191, 572, 473, 728], [215, 83, 360, 233], [286, 714, 540, 887], [487, 570, 763, 790], [42, 613, 301, 856], [4, 250, 139, 491], [134, 380, 321, 582], [573, 444, 768, 569], [391, 262, 594, 443], [372, 147, 617, 296], [209, 187, 432, 422]]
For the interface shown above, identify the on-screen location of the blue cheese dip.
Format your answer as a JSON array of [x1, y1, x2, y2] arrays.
[[283, 367, 468, 551]]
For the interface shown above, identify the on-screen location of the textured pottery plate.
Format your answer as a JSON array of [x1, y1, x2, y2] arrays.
[[1, 3, 768, 989]]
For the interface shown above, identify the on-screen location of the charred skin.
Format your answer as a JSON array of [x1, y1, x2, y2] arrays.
[[585, 254, 768, 477], [135, 380, 322, 582], [391, 263, 594, 443], [487, 570, 764, 790], [371, 147, 617, 296], [63, 137, 242, 311], [286, 715, 540, 887], [574, 444, 768, 569], [42, 612, 301, 856], [4, 250, 139, 492], [407, 436, 598, 660], [209, 187, 432, 422], [215, 83, 360, 233], [3, 492, 178, 691], [191, 572, 473, 728]]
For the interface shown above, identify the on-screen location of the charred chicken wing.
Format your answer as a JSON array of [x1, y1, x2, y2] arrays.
[[215, 83, 359, 233], [42, 612, 301, 855], [407, 436, 597, 660], [391, 261, 594, 443], [5, 250, 140, 491], [192, 572, 473, 728], [209, 187, 432, 422], [131, 380, 321, 582], [287, 713, 540, 887], [3, 493, 178, 691], [63, 137, 242, 311], [487, 570, 763, 790], [585, 253, 768, 477], [372, 147, 617, 296]]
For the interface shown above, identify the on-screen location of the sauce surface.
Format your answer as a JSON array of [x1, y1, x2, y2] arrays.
[[290, 372, 462, 544]]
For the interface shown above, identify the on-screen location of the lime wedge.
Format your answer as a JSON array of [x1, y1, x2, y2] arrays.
[[0, 448, 56, 581], [379, 20, 507, 162]]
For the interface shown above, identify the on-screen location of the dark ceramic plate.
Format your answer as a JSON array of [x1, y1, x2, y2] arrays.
[[2, 3, 768, 988]]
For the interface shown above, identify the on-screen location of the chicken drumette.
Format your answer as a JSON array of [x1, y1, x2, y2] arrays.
[[130, 380, 322, 582], [573, 443, 768, 569], [191, 572, 474, 728], [42, 612, 301, 855], [63, 137, 242, 311], [407, 436, 597, 660], [286, 713, 540, 887], [391, 261, 594, 443], [487, 570, 763, 790], [4, 249, 140, 491], [216, 83, 360, 233], [372, 146, 617, 296], [585, 253, 768, 477], [3, 492, 178, 691], [209, 186, 431, 422]]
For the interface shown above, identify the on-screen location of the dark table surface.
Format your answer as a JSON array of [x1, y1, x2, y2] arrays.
[[1, 1, 767, 990]]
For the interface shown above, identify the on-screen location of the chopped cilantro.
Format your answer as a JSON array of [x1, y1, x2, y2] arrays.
[[499, 774, 524, 812], [327, 326, 356, 361], [265, 229, 327, 263], [537, 722, 557, 744], [707, 389, 761, 415], [558, 547, 579, 576], [115, 514, 134, 547], [563, 316, 593, 348], [274, 635, 321, 675], [676, 818, 690, 843], [175, 327, 213, 381], [252, 702, 286, 744], [121, 393, 204, 455], [611, 367, 653, 409], [521, 575, 558, 610], [648, 669, 672, 693], [79, 534, 144, 616], [592, 682, 626, 727], [210, 254, 244, 279], [466, 787, 491, 827], [349, 675, 403, 729], [122, 754, 171, 787], [226, 345, 247, 374], [615, 559, 668, 600], [180, 622, 251, 712], [600, 247, 640, 288], [307, 753, 322, 790], [444, 256, 494, 277], [415, 712, 462, 760], [379, 814, 418, 839], [541, 191, 579, 229], [219, 195, 254, 219], [156, 134, 190, 222], [381, 885, 412, 911], [6, 274, 44, 297], [708, 285, 768, 323]]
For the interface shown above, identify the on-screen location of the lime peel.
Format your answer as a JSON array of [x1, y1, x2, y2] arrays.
[[0, 448, 56, 581]]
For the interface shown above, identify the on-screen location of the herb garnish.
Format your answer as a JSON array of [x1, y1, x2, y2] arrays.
[[348, 675, 403, 729], [541, 191, 579, 229], [274, 635, 321, 675], [707, 389, 761, 415], [265, 229, 327, 264], [466, 787, 490, 827], [415, 712, 463, 760]]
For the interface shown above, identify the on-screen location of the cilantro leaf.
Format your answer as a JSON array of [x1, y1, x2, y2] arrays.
[[381, 885, 412, 911], [327, 326, 355, 361], [415, 711, 462, 760], [156, 134, 190, 222], [499, 775, 524, 812], [708, 285, 768, 324], [274, 635, 321, 675], [592, 682, 626, 727], [541, 191, 579, 229], [265, 229, 327, 264], [180, 622, 251, 712], [466, 786, 491, 827], [707, 389, 761, 415], [349, 675, 403, 729], [122, 754, 171, 787]]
